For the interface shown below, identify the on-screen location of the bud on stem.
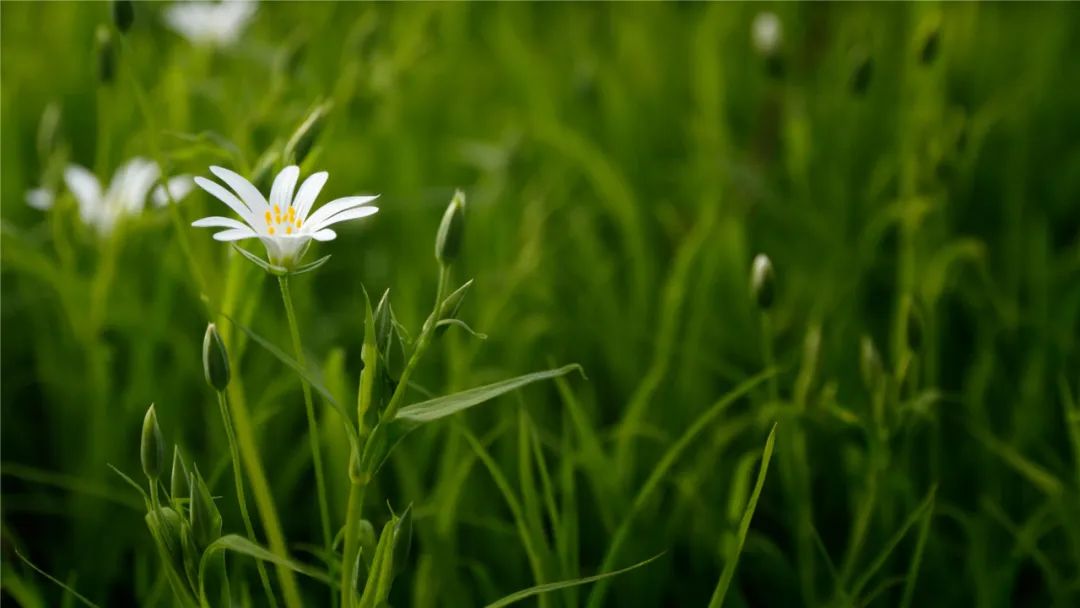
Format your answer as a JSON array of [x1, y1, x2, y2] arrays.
[[435, 190, 466, 265], [750, 254, 775, 311], [96, 26, 116, 85], [203, 323, 231, 392], [141, 404, 165, 481], [113, 0, 134, 34]]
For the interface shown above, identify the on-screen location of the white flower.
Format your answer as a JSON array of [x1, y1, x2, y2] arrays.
[[164, 0, 257, 48], [191, 165, 379, 267], [60, 158, 194, 236], [752, 12, 782, 56], [25, 187, 55, 211]]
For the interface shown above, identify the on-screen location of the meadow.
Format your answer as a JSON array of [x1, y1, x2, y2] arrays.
[[2, 2, 1079, 606]]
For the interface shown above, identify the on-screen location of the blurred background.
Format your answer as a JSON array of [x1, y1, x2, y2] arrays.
[[2, 2, 1079, 606]]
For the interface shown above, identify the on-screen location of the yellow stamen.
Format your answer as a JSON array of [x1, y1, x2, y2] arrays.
[[268, 226, 275, 235], [286, 226, 293, 234], [296, 219, 302, 228]]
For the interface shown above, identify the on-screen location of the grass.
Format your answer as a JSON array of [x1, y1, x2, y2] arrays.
[[2, 2, 1080, 606]]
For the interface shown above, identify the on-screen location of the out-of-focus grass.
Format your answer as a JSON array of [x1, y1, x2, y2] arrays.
[[2, 2, 1079, 606]]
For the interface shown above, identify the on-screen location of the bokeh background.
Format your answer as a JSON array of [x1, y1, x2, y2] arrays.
[[3, 2, 1079, 606]]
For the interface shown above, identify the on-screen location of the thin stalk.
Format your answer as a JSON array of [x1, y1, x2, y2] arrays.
[[382, 265, 450, 422], [217, 391, 279, 608], [761, 312, 778, 402], [226, 377, 304, 608], [340, 480, 368, 608], [277, 276, 333, 555]]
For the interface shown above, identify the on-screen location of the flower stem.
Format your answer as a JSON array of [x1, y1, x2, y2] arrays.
[[277, 275, 334, 556], [225, 377, 304, 608], [382, 265, 450, 422], [761, 312, 778, 401], [217, 390, 279, 608], [339, 479, 367, 608]]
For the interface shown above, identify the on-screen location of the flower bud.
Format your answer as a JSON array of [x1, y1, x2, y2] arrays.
[[190, 466, 222, 550], [202, 323, 231, 392], [750, 254, 775, 310], [96, 26, 116, 85], [860, 335, 884, 391], [851, 53, 874, 96], [113, 0, 134, 34], [435, 190, 466, 265], [170, 447, 190, 505], [919, 26, 941, 65], [751, 12, 782, 57], [141, 404, 164, 481]]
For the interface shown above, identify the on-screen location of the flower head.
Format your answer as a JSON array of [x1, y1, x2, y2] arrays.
[[752, 12, 782, 56], [192, 165, 379, 269], [54, 158, 192, 236], [163, 0, 257, 48]]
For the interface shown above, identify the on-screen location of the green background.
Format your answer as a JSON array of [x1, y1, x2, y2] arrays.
[[2, 2, 1079, 606]]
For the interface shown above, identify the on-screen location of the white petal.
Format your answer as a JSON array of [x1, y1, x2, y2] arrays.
[[309, 206, 379, 231], [269, 166, 300, 210], [304, 195, 379, 229], [192, 216, 251, 230], [291, 171, 328, 221], [195, 176, 256, 226], [210, 165, 270, 215], [64, 165, 102, 221], [153, 175, 195, 207], [117, 158, 160, 213], [311, 229, 337, 241], [213, 227, 259, 241], [26, 188, 55, 211]]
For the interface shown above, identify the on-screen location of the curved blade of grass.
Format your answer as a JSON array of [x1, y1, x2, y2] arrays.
[[708, 423, 777, 608], [13, 549, 102, 608], [484, 553, 664, 608], [586, 368, 775, 608], [394, 364, 584, 424], [200, 535, 335, 588], [899, 484, 936, 608], [225, 314, 360, 455]]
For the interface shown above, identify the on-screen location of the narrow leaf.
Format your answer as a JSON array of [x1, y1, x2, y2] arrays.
[[395, 364, 584, 424], [708, 423, 777, 608], [13, 549, 102, 608], [483, 553, 664, 608], [201, 535, 334, 587], [435, 318, 488, 340]]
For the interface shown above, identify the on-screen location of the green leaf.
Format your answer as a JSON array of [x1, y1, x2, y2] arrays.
[[435, 318, 488, 340], [850, 487, 937, 601], [288, 254, 332, 276], [483, 553, 664, 608], [225, 314, 361, 456], [199, 535, 334, 590], [13, 548, 103, 608], [394, 364, 584, 425], [708, 423, 777, 608], [231, 244, 288, 276]]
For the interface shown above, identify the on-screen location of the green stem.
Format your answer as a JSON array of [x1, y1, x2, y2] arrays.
[[277, 276, 333, 555], [217, 391, 279, 608], [226, 378, 304, 608], [382, 265, 450, 422], [340, 480, 368, 608], [761, 312, 778, 402]]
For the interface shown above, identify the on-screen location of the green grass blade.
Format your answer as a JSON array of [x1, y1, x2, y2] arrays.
[[708, 423, 777, 608], [13, 548, 102, 608], [483, 553, 664, 608], [850, 486, 937, 601], [395, 364, 583, 424]]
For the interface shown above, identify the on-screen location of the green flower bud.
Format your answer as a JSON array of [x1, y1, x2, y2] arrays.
[[374, 289, 393, 356], [146, 506, 188, 578], [202, 323, 231, 392], [113, 0, 134, 34], [170, 447, 190, 506], [919, 26, 941, 65], [750, 254, 775, 310], [36, 103, 61, 162], [851, 53, 873, 96], [860, 335, 884, 391], [96, 26, 116, 85], [190, 466, 222, 550], [141, 404, 165, 481], [435, 190, 466, 265]]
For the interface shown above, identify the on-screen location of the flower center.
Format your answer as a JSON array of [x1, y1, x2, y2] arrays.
[[265, 205, 302, 236]]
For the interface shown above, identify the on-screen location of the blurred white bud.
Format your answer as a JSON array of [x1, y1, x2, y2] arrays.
[[752, 12, 782, 56]]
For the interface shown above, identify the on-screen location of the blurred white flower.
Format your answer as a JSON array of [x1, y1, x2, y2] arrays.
[[164, 0, 257, 47], [752, 12, 782, 56], [25, 187, 55, 211], [59, 158, 193, 236], [192, 165, 379, 267]]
